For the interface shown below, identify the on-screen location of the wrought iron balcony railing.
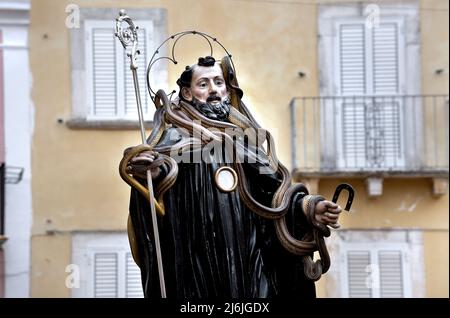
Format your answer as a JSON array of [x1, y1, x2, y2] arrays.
[[290, 95, 449, 177], [0, 164, 24, 236]]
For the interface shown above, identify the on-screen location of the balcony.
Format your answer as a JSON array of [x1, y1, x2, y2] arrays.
[[289, 95, 449, 196], [0, 164, 24, 239]]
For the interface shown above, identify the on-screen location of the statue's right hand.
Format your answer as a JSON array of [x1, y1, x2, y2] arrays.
[[123, 146, 163, 180]]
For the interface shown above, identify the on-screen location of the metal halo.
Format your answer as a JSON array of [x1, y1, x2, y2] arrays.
[[146, 30, 236, 103]]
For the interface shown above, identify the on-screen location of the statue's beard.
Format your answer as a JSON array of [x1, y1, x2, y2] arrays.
[[190, 95, 231, 121]]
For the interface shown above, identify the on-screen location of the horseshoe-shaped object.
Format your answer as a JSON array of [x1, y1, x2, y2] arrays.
[[332, 183, 355, 211]]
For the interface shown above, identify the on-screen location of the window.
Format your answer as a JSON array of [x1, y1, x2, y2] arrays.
[[342, 244, 410, 298], [324, 230, 425, 298], [72, 232, 143, 298], [334, 19, 406, 169], [70, 8, 167, 127], [85, 20, 153, 120], [318, 3, 421, 171]]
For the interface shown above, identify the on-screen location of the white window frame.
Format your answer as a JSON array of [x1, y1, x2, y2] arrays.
[[84, 19, 154, 120], [71, 232, 143, 298], [324, 230, 425, 298], [69, 8, 167, 127], [340, 242, 411, 298]]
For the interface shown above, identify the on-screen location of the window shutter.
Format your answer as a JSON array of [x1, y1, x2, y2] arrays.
[[347, 250, 372, 298], [373, 23, 399, 94], [94, 252, 118, 298], [342, 100, 367, 168], [72, 233, 144, 298], [92, 251, 143, 298], [345, 248, 407, 298], [336, 19, 405, 169], [379, 250, 404, 297], [85, 20, 154, 120], [90, 27, 118, 117], [365, 97, 402, 168], [339, 24, 366, 95], [338, 21, 401, 96], [369, 23, 403, 168], [126, 253, 144, 298], [338, 23, 368, 168]]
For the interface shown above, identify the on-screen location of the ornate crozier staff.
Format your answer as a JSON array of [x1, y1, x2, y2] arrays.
[[115, 9, 166, 297]]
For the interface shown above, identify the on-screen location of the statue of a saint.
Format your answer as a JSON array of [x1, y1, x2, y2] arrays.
[[122, 55, 342, 298]]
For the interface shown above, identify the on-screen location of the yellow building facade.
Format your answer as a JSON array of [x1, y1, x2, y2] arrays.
[[23, 0, 448, 297]]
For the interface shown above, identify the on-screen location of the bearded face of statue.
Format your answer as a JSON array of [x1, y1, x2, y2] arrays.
[[181, 63, 231, 121], [181, 63, 228, 103]]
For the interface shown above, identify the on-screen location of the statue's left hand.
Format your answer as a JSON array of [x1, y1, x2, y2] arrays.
[[314, 200, 342, 229]]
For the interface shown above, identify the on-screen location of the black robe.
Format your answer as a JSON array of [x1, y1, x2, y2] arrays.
[[129, 127, 315, 298]]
